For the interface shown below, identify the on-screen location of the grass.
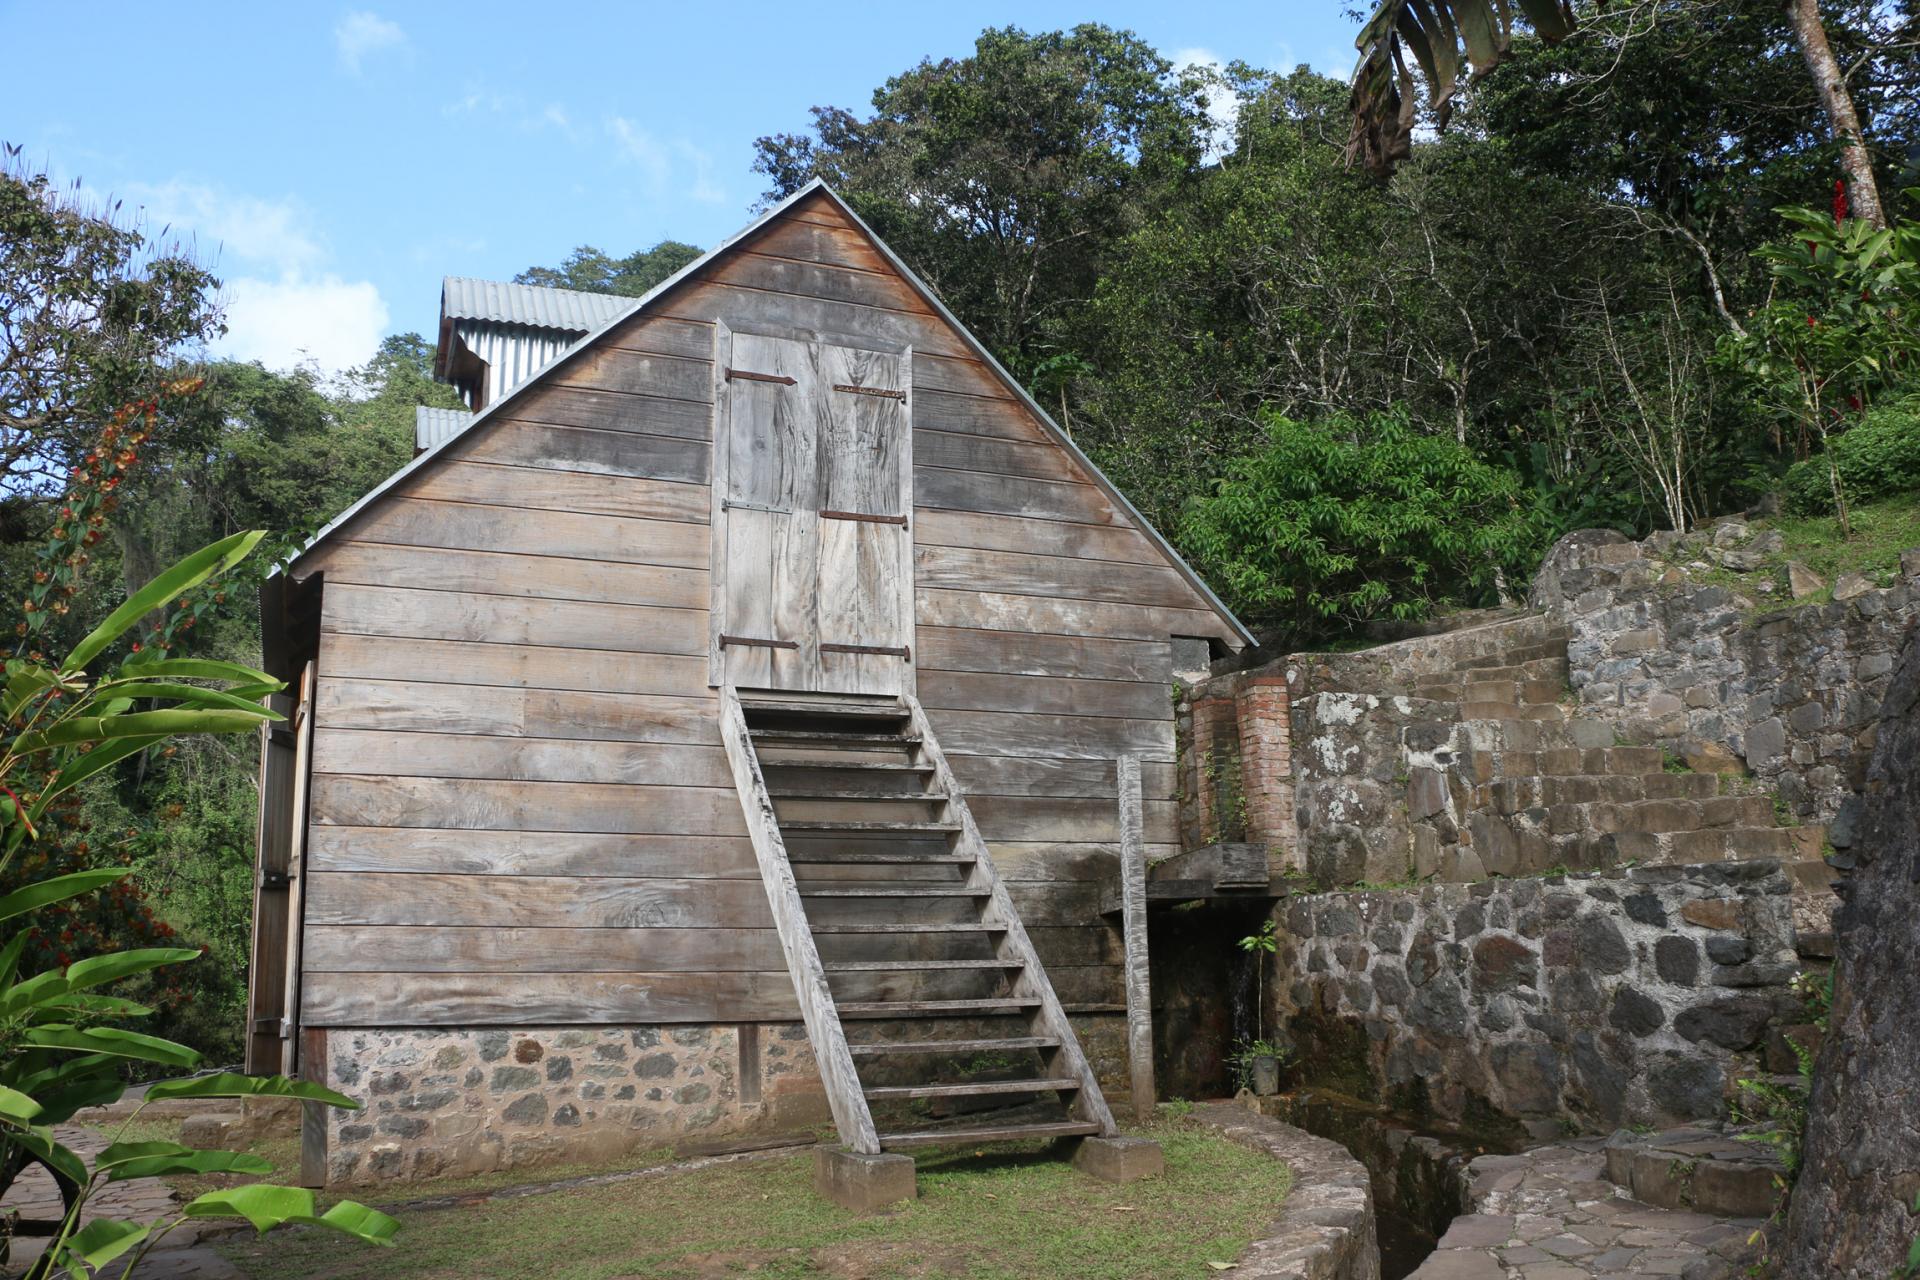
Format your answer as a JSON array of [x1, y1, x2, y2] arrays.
[[209, 1118, 1289, 1280], [1674, 494, 1920, 603]]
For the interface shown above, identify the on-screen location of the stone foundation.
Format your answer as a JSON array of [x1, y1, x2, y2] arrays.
[[312, 1024, 827, 1186], [1270, 862, 1819, 1133]]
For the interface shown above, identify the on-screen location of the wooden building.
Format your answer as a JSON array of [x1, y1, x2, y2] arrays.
[[248, 181, 1251, 1187]]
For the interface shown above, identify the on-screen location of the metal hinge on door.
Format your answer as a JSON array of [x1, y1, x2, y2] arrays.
[[721, 499, 793, 515]]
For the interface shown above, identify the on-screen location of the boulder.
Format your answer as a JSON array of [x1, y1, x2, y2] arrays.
[[1787, 562, 1825, 599], [1832, 572, 1875, 602]]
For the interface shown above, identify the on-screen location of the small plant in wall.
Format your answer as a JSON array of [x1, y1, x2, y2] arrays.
[[1233, 921, 1285, 1095]]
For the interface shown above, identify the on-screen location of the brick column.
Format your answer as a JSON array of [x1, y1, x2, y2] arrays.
[[1236, 676, 1297, 869], [1188, 693, 1240, 843]]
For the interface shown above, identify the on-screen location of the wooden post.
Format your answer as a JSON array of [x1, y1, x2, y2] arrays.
[[1117, 756, 1155, 1124]]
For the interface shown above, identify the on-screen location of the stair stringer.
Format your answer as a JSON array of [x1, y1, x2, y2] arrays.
[[901, 693, 1120, 1137], [717, 686, 882, 1154]]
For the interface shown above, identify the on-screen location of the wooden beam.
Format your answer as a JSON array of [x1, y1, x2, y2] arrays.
[[1117, 756, 1154, 1124]]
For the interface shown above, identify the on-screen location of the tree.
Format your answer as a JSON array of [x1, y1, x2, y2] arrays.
[[0, 151, 222, 507], [1346, 0, 1897, 230], [753, 24, 1213, 370], [514, 240, 702, 297]]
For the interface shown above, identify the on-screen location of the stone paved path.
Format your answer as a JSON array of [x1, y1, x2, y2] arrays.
[[2, 1123, 241, 1279], [1408, 1138, 1763, 1279]]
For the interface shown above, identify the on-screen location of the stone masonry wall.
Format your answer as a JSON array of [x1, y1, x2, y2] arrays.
[[314, 1024, 826, 1186], [1538, 524, 1920, 829], [1269, 862, 1812, 1134]]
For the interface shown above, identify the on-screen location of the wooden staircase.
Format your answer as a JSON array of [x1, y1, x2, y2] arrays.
[[718, 687, 1118, 1157]]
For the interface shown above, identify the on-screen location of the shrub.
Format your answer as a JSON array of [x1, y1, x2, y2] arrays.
[[1181, 410, 1552, 636], [1782, 394, 1920, 515]]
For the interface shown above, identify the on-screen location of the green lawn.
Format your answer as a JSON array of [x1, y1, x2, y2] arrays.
[[1681, 494, 1920, 604], [210, 1118, 1289, 1280]]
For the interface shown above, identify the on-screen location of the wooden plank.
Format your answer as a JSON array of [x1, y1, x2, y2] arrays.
[[311, 775, 746, 836], [307, 826, 754, 878], [660, 281, 970, 360], [902, 387, 1044, 443], [502, 384, 711, 441], [718, 688, 880, 1152], [456, 419, 710, 484], [302, 971, 803, 1026], [319, 633, 709, 698], [312, 544, 706, 611], [1149, 842, 1272, 890], [914, 509, 1163, 567], [304, 925, 782, 973], [915, 467, 1119, 526], [944, 755, 1176, 800], [548, 344, 713, 403], [920, 588, 1226, 644], [599, 314, 716, 361], [245, 689, 295, 1075], [282, 664, 316, 1077], [912, 429, 1077, 482], [711, 250, 936, 316], [406, 460, 710, 524], [316, 679, 720, 746], [915, 544, 1198, 610], [310, 727, 732, 788], [307, 871, 776, 928], [968, 795, 1179, 845], [1117, 757, 1154, 1122], [322, 498, 710, 570], [917, 627, 1172, 682], [920, 669, 1171, 721], [911, 355, 1021, 402], [750, 216, 893, 275], [322, 584, 706, 654], [929, 708, 1175, 762]]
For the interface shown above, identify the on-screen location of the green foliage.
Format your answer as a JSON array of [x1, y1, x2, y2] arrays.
[[516, 241, 703, 297], [1182, 411, 1552, 639], [1782, 394, 1920, 515], [1227, 1039, 1293, 1094]]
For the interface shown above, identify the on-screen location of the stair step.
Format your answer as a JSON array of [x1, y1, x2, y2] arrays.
[[825, 960, 1021, 972], [780, 821, 960, 833], [864, 1077, 1081, 1101], [749, 729, 919, 748], [877, 1120, 1102, 1150], [768, 788, 946, 801], [811, 922, 1006, 934], [787, 850, 974, 864], [800, 886, 989, 898], [847, 1036, 1061, 1057], [837, 997, 1042, 1017], [737, 694, 904, 718]]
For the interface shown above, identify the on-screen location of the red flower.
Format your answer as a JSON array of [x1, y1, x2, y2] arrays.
[[1833, 179, 1848, 223]]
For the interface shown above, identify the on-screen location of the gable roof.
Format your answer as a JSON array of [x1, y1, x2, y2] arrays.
[[285, 181, 1253, 647]]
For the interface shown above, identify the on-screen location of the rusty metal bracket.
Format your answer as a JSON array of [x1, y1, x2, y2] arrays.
[[821, 642, 911, 661], [820, 510, 908, 526], [832, 383, 906, 400], [726, 368, 796, 386], [720, 634, 800, 651]]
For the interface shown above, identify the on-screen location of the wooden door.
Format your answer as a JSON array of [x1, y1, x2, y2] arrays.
[[713, 328, 912, 695], [245, 660, 315, 1076]]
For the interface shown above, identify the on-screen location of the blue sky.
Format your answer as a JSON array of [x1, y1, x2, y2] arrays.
[[2, 2, 1361, 374]]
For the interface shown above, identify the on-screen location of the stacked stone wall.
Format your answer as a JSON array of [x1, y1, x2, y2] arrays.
[[314, 1024, 827, 1186], [1269, 862, 1818, 1134]]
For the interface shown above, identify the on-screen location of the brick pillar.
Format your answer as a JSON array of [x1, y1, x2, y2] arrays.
[[1236, 676, 1297, 870], [1188, 693, 1240, 843]]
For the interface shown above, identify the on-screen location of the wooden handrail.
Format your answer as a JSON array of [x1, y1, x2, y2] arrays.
[[900, 693, 1119, 1137], [718, 687, 881, 1153]]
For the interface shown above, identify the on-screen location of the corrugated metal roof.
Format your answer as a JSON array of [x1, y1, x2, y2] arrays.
[[440, 276, 629, 332], [415, 405, 474, 452]]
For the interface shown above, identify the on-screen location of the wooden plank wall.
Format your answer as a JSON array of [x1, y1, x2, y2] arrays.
[[295, 190, 1236, 1028]]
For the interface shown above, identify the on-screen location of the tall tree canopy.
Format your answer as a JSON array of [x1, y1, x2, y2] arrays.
[[514, 240, 703, 296]]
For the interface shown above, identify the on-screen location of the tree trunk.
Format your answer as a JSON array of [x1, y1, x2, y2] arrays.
[[1780, 629, 1920, 1277], [1787, 0, 1886, 229]]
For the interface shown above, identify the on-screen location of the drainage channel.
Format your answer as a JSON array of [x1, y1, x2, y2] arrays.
[[1256, 1088, 1518, 1279]]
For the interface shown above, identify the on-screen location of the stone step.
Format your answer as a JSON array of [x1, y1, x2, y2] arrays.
[[1457, 700, 1567, 723], [1577, 795, 1776, 837], [1455, 716, 1617, 754], [1485, 770, 1722, 814], [1602, 1127, 1785, 1220], [1672, 825, 1826, 862]]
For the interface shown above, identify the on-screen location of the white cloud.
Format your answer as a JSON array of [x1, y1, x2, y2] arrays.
[[334, 10, 406, 74], [443, 89, 580, 140], [606, 116, 726, 203], [222, 275, 389, 373], [124, 181, 389, 374], [1174, 47, 1240, 159]]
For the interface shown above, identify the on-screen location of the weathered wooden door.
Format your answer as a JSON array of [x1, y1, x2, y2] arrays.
[[712, 327, 912, 695], [246, 660, 315, 1076]]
